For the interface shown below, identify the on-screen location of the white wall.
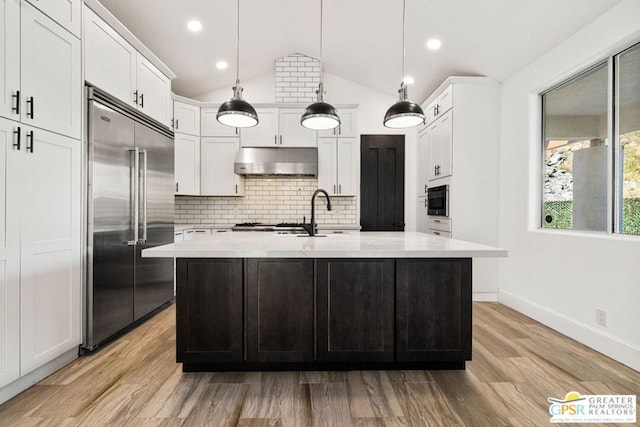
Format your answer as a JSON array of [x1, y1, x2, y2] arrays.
[[196, 71, 419, 231], [499, 0, 640, 370]]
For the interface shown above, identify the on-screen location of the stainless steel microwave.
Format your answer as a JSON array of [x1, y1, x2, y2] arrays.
[[427, 185, 449, 216]]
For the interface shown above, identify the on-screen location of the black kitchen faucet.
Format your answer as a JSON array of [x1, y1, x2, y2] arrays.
[[302, 189, 332, 236]]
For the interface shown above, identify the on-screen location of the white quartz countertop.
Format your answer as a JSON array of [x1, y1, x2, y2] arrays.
[[143, 231, 507, 259]]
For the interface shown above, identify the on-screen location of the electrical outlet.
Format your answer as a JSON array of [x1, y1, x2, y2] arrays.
[[596, 308, 607, 327]]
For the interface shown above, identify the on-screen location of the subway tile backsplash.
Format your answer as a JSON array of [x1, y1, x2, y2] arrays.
[[175, 176, 357, 225]]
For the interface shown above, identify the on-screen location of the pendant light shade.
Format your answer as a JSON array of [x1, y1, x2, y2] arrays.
[[217, 0, 258, 128], [301, 83, 340, 130], [383, 83, 425, 128], [383, 0, 425, 129], [301, 0, 340, 131]]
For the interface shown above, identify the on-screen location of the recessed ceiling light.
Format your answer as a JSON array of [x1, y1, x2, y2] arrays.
[[187, 20, 202, 32], [403, 76, 415, 85], [216, 61, 228, 70], [426, 38, 442, 50]]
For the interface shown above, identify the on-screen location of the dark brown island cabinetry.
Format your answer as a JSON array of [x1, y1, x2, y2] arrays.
[[176, 257, 472, 371]]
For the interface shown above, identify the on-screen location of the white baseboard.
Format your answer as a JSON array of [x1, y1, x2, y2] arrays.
[[499, 290, 640, 372], [0, 348, 78, 405], [473, 292, 497, 302]]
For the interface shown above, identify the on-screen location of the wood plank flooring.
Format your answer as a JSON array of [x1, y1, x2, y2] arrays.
[[1, 303, 638, 426]]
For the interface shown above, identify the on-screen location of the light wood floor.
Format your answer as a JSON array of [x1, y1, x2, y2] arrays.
[[1, 303, 638, 426]]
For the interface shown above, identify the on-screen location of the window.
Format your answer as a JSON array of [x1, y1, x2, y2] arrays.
[[541, 42, 640, 236]]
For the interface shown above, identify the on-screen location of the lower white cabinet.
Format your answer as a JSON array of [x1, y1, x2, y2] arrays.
[[318, 137, 356, 196], [0, 118, 81, 385], [174, 133, 200, 195], [200, 137, 244, 196]]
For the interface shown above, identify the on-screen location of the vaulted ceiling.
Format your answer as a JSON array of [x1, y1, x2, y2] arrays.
[[98, 0, 621, 102]]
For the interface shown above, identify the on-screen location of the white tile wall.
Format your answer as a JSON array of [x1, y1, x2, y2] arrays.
[[176, 177, 357, 225], [275, 54, 320, 103]]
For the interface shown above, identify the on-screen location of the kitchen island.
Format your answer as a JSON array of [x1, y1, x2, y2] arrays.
[[142, 232, 506, 371]]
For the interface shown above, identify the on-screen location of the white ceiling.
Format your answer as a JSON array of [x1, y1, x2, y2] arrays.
[[98, 0, 622, 102]]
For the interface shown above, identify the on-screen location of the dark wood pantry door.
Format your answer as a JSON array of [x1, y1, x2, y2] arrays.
[[360, 135, 405, 231]]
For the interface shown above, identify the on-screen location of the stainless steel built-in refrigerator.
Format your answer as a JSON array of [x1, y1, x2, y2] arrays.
[[84, 86, 174, 351]]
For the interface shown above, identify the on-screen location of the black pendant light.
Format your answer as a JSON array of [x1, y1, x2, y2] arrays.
[[383, 0, 425, 129], [301, 0, 340, 130], [217, 0, 258, 128]]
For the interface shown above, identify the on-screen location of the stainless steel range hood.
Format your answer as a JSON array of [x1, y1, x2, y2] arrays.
[[234, 147, 318, 176]]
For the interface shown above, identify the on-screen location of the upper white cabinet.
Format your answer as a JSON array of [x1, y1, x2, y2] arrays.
[[83, 7, 136, 111], [1, 1, 81, 139], [317, 108, 356, 138], [425, 85, 452, 126], [427, 110, 452, 181], [21, 2, 81, 139], [174, 133, 200, 195], [0, 118, 20, 388], [173, 100, 200, 136], [241, 108, 316, 147], [25, 0, 81, 37], [318, 137, 356, 196], [83, 5, 173, 127], [201, 108, 239, 137], [136, 55, 171, 126], [200, 137, 244, 196], [240, 108, 278, 147], [0, 0, 20, 121]]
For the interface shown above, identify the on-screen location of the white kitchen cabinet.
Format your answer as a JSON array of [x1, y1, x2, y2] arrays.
[[174, 133, 200, 195], [241, 108, 279, 147], [25, 0, 81, 37], [136, 55, 172, 127], [425, 85, 453, 126], [173, 100, 200, 136], [241, 108, 316, 147], [317, 137, 356, 196], [0, 0, 20, 121], [201, 108, 239, 137], [416, 127, 429, 197], [0, 120, 81, 379], [19, 1, 81, 139], [317, 108, 356, 138], [427, 110, 452, 181], [278, 108, 316, 147], [416, 197, 428, 233], [200, 137, 244, 196], [0, 118, 20, 388], [83, 5, 172, 127], [84, 6, 137, 112], [19, 125, 81, 375]]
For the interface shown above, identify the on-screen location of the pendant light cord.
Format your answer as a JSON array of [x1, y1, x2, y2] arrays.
[[320, 0, 324, 83], [236, 0, 240, 85], [401, 0, 406, 82]]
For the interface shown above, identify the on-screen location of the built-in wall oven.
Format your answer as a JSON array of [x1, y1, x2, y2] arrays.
[[427, 185, 449, 216]]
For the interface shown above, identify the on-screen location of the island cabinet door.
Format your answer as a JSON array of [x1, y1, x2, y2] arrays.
[[316, 259, 395, 362], [395, 259, 472, 362], [246, 259, 314, 363], [176, 259, 243, 363]]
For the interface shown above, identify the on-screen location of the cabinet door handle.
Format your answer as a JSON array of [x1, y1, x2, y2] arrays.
[[134, 90, 139, 105], [434, 231, 441, 235], [140, 93, 144, 108], [13, 127, 21, 150], [424, 184, 427, 194], [338, 184, 341, 194], [176, 182, 179, 192], [26, 130, 34, 153], [333, 184, 336, 193], [434, 219, 440, 223], [279, 135, 282, 145], [175, 119, 179, 130], [26, 97, 34, 119], [235, 184, 238, 194], [12, 91, 20, 115], [274, 135, 278, 145], [235, 128, 239, 135]]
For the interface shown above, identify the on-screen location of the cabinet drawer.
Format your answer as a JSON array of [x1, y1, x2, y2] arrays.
[[427, 217, 451, 232], [428, 229, 451, 238]]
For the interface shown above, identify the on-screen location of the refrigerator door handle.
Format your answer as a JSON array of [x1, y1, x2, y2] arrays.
[[139, 149, 148, 243], [127, 147, 139, 245]]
